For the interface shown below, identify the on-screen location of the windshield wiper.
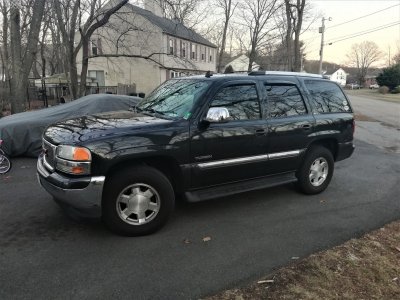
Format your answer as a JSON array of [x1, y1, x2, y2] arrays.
[[136, 107, 172, 119]]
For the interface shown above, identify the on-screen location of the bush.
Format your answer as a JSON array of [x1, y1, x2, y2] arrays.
[[391, 86, 400, 94], [224, 65, 234, 74], [376, 63, 400, 90], [378, 86, 389, 94]]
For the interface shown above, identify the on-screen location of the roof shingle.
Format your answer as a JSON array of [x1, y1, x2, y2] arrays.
[[127, 4, 216, 48]]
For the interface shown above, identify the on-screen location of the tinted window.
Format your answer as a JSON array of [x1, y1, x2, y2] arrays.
[[211, 84, 260, 120], [265, 84, 307, 118], [304, 80, 351, 113]]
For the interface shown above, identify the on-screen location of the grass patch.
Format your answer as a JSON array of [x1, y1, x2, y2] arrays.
[[346, 89, 400, 103], [206, 221, 400, 300]]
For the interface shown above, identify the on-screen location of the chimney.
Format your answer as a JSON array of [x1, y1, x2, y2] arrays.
[[144, 0, 164, 17]]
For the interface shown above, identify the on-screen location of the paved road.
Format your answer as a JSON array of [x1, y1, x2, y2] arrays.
[[348, 94, 400, 153], [1, 97, 399, 299]]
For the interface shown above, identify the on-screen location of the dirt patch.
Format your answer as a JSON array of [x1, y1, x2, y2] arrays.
[[206, 221, 400, 300], [355, 113, 399, 130], [354, 113, 377, 122]]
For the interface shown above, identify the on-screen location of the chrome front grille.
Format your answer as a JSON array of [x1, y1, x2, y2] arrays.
[[43, 139, 57, 171]]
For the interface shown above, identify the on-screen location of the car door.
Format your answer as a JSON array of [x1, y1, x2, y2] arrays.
[[263, 81, 315, 174], [190, 80, 269, 189]]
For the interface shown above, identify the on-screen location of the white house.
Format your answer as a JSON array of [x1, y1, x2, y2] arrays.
[[76, 1, 217, 95], [224, 54, 260, 73], [326, 68, 347, 87]]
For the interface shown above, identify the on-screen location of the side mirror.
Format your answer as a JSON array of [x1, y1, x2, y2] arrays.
[[205, 107, 230, 123]]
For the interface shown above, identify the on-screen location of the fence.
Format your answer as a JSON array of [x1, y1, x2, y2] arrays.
[[0, 80, 139, 114]]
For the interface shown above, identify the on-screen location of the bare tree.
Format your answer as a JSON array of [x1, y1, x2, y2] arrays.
[[239, 0, 281, 72], [346, 41, 382, 86], [77, 0, 128, 97], [161, 0, 209, 28], [9, 0, 46, 113], [54, 0, 128, 99], [284, 0, 306, 72], [216, 0, 237, 73], [0, 0, 10, 84], [53, 0, 81, 99]]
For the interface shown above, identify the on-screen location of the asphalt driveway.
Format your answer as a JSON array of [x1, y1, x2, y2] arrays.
[[1, 138, 399, 299]]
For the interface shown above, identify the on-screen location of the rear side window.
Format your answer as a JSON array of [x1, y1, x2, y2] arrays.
[[211, 84, 261, 120], [264, 84, 307, 118], [304, 80, 351, 113]]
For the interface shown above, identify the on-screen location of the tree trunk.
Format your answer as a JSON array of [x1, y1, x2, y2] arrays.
[[217, 0, 234, 73], [78, 36, 90, 97], [9, 0, 46, 113], [10, 7, 25, 113], [285, 0, 293, 71], [293, 0, 305, 72]]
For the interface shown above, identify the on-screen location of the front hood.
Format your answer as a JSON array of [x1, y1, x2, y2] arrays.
[[44, 110, 173, 145]]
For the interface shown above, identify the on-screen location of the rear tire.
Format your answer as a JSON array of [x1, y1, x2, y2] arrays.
[[102, 166, 175, 236], [297, 146, 334, 195]]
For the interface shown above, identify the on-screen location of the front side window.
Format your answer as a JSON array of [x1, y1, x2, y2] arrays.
[[265, 84, 307, 118], [137, 79, 211, 119], [210, 84, 260, 121], [305, 80, 351, 113]]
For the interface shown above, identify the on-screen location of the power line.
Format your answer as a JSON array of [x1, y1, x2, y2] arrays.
[[327, 21, 400, 44], [302, 3, 399, 44], [327, 3, 400, 30]]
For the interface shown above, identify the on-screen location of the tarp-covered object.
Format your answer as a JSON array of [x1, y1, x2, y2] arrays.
[[0, 94, 141, 157]]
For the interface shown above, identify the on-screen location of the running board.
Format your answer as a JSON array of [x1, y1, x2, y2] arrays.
[[185, 172, 297, 203]]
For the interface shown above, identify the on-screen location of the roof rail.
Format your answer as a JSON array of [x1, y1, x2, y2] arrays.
[[248, 71, 324, 78]]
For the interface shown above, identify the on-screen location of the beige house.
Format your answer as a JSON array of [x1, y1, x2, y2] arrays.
[[77, 1, 217, 95], [224, 54, 260, 73]]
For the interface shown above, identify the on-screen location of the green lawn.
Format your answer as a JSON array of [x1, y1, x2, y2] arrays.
[[345, 89, 400, 103]]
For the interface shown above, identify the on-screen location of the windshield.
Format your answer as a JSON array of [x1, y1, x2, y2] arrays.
[[137, 79, 211, 119]]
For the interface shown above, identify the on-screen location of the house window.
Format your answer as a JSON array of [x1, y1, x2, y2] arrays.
[[169, 39, 174, 55], [171, 71, 183, 78], [182, 42, 186, 58], [91, 40, 98, 56], [191, 44, 196, 60], [91, 38, 103, 56], [209, 49, 213, 62], [88, 70, 105, 86]]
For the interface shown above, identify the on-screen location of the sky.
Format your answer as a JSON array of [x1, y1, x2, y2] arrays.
[[303, 0, 400, 67]]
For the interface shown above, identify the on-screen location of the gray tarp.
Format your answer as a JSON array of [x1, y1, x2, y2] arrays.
[[0, 94, 140, 157]]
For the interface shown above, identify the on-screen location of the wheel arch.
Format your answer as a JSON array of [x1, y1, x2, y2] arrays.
[[104, 155, 185, 194], [307, 138, 338, 161]]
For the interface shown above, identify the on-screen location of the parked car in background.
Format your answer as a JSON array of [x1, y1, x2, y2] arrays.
[[0, 94, 140, 157], [348, 83, 361, 89], [369, 83, 379, 89], [38, 71, 355, 236]]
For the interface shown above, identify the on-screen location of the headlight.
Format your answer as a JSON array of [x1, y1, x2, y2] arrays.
[[57, 145, 91, 161], [55, 145, 92, 175]]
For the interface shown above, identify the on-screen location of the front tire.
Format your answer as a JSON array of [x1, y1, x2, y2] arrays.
[[297, 146, 334, 195], [102, 166, 175, 236]]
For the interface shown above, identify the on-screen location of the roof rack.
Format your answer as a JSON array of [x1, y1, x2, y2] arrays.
[[248, 71, 324, 78]]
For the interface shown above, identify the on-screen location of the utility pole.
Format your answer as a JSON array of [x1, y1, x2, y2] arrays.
[[318, 17, 331, 74]]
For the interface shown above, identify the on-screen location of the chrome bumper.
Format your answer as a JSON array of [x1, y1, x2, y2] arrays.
[[37, 156, 105, 217]]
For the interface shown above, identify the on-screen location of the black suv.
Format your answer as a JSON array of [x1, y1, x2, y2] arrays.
[[37, 71, 355, 236]]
